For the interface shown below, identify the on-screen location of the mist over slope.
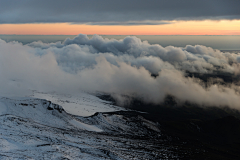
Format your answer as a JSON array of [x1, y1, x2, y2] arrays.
[[0, 34, 239, 108]]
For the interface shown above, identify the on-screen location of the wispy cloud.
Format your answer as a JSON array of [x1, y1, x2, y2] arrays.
[[71, 21, 172, 26]]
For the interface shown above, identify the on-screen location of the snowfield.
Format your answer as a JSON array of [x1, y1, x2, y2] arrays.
[[31, 91, 125, 117], [0, 93, 178, 159]]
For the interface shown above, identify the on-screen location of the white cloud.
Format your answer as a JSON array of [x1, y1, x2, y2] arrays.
[[0, 35, 240, 109]]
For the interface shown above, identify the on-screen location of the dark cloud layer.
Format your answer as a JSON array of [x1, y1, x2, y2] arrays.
[[0, 35, 240, 109], [0, 0, 240, 24]]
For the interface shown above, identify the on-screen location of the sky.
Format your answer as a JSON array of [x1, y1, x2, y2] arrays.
[[0, 0, 240, 35]]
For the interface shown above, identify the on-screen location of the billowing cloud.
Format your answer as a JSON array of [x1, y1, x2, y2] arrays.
[[0, 35, 240, 109], [29, 34, 240, 75], [0, 0, 240, 24], [237, 56, 240, 63]]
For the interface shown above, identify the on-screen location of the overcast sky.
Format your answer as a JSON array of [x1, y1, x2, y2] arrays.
[[1, 0, 240, 25]]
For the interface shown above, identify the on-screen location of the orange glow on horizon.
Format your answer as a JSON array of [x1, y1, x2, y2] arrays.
[[0, 20, 240, 35]]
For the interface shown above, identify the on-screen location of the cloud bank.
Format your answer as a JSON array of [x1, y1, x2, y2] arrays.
[[0, 0, 240, 24], [0, 35, 240, 109]]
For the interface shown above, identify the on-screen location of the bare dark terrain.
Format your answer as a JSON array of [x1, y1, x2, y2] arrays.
[[97, 72, 240, 160]]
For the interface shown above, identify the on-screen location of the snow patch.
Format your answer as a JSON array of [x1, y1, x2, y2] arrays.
[[31, 91, 125, 116], [0, 101, 7, 115], [70, 119, 103, 132]]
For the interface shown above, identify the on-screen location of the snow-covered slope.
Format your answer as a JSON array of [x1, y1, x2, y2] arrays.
[[75, 111, 161, 135], [0, 97, 102, 132], [0, 95, 178, 159], [31, 91, 125, 117]]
